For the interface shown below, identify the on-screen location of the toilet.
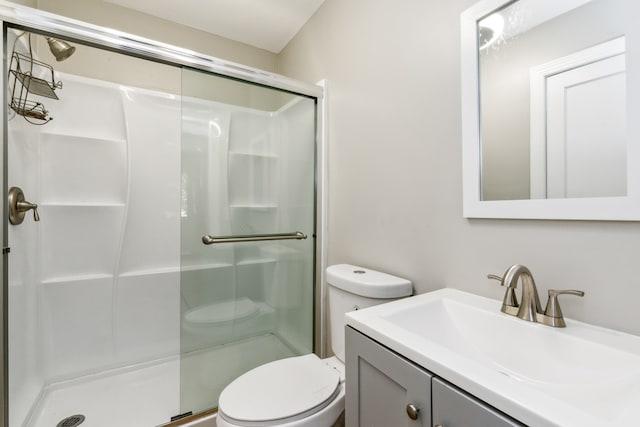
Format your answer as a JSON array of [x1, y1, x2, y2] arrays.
[[216, 264, 412, 427]]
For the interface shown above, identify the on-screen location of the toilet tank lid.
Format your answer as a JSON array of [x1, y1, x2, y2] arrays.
[[326, 264, 412, 298]]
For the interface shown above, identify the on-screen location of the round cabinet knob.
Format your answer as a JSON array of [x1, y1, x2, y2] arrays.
[[406, 403, 419, 420]]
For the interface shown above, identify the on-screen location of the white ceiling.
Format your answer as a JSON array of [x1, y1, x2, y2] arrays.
[[104, 0, 326, 53]]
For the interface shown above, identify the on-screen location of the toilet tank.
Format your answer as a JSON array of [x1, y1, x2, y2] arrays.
[[326, 264, 412, 362]]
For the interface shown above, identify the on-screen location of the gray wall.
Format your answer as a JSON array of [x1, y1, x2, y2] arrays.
[[35, 0, 278, 73], [10, 0, 36, 6], [279, 0, 640, 336], [30, 1, 286, 106]]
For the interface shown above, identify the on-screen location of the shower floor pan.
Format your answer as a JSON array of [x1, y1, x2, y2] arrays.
[[26, 334, 296, 427]]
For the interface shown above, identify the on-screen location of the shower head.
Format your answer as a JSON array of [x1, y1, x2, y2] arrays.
[[46, 37, 76, 61]]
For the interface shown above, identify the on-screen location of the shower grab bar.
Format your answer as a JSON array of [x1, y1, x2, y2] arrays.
[[202, 231, 307, 245]]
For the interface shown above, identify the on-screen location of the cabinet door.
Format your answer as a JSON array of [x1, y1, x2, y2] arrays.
[[346, 326, 432, 427], [432, 377, 525, 427]]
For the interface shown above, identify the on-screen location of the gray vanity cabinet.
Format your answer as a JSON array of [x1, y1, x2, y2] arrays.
[[345, 326, 432, 426], [432, 377, 523, 427], [345, 326, 525, 427]]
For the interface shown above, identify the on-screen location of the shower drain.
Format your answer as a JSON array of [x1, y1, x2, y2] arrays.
[[56, 414, 85, 427]]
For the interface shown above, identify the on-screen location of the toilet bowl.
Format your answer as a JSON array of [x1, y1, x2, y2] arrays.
[[216, 264, 412, 427]]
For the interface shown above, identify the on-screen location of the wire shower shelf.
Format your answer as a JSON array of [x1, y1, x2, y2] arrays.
[[8, 51, 62, 124]]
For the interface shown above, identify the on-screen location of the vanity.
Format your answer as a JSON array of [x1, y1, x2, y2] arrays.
[[344, 288, 640, 426], [346, 325, 522, 426]]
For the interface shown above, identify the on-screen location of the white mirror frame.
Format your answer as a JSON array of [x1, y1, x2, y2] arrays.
[[461, 0, 640, 220]]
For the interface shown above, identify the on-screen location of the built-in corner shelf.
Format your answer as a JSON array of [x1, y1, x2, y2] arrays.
[[39, 130, 126, 145], [40, 202, 126, 208], [229, 151, 278, 160], [40, 267, 196, 284], [179, 262, 235, 273], [177, 259, 279, 272], [118, 267, 181, 278], [229, 204, 278, 212], [41, 273, 113, 285], [236, 258, 277, 267]]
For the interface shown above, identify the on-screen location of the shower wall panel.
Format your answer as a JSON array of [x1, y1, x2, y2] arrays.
[[116, 88, 181, 365], [37, 74, 181, 381], [9, 72, 181, 425]]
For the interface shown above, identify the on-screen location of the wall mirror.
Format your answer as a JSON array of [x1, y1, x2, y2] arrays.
[[461, 0, 640, 220]]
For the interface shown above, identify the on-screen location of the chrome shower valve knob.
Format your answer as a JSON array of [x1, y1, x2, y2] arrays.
[[8, 186, 40, 225]]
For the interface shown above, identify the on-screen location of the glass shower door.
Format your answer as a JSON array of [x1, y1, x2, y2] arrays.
[[179, 68, 317, 414]]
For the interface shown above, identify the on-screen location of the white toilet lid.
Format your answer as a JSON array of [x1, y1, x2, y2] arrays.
[[219, 354, 340, 424]]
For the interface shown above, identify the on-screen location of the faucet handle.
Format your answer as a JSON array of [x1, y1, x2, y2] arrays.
[[487, 274, 518, 308], [487, 274, 503, 282], [17, 201, 40, 222], [542, 289, 585, 327]]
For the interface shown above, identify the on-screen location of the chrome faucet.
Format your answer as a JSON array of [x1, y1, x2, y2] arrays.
[[488, 264, 584, 328]]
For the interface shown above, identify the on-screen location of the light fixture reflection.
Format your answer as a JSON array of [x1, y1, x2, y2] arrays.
[[479, 13, 504, 50]]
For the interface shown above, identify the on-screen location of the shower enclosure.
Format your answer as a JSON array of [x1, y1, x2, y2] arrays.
[[1, 4, 323, 427]]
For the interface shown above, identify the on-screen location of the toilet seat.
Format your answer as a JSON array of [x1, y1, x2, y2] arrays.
[[218, 354, 341, 426]]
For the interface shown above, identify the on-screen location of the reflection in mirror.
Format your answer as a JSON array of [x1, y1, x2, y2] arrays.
[[478, 0, 626, 201]]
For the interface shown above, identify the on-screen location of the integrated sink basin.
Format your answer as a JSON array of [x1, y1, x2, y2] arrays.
[[345, 288, 640, 426]]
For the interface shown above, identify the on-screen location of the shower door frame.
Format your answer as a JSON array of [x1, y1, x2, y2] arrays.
[[0, 1, 328, 425]]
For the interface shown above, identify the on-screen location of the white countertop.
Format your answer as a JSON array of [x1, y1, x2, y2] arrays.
[[345, 288, 640, 427]]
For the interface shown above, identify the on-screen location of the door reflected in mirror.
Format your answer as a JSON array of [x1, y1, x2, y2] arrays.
[[478, 0, 626, 201]]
